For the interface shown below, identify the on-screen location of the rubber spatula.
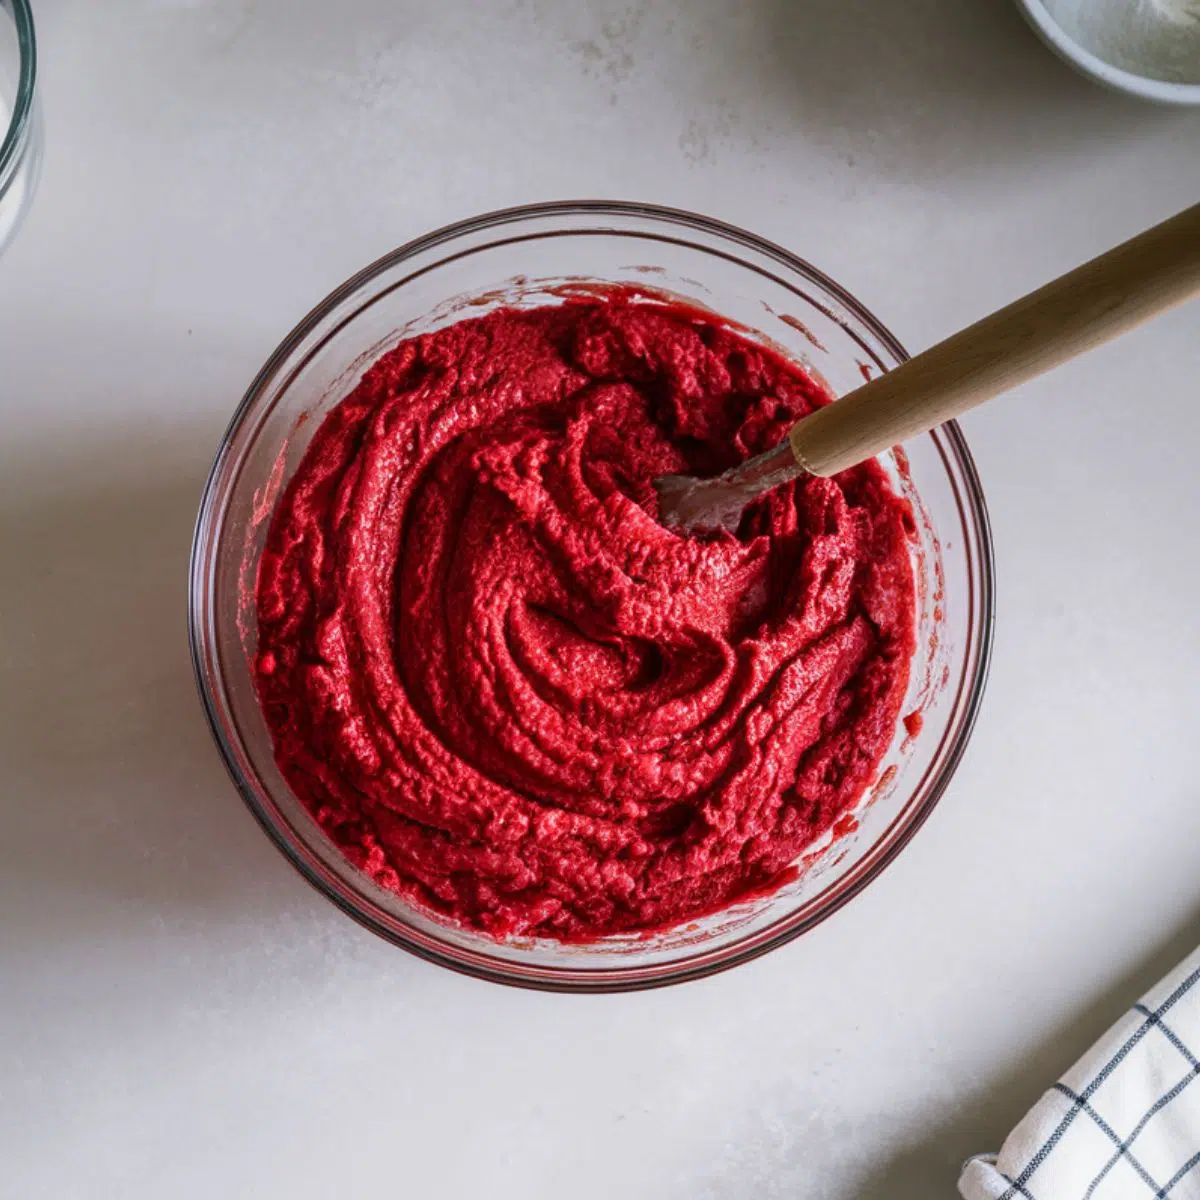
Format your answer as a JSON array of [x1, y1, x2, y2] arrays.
[[655, 202, 1200, 533]]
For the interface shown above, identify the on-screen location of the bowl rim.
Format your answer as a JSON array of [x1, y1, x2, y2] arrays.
[[189, 199, 996, 991], [0, 0, 36, 186], [1013, 0, 1200, 105]]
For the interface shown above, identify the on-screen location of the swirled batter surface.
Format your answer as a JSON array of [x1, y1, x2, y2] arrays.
[[255, 295, 916, 939]]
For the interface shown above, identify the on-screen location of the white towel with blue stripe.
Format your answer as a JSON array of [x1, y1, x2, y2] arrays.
[[960, 946, 1200, 1200]]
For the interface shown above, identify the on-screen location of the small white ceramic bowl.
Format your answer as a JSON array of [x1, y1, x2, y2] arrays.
[[1015, 0, 1200, 104]]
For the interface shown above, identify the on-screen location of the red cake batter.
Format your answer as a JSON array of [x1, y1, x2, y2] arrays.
[[254, 294, 917, 940]]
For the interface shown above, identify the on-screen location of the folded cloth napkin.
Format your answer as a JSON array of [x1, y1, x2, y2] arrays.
[[960, 946, 1200, 1200]]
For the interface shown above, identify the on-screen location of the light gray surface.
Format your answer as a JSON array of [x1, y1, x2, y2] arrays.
[[2, 2, 1198, 1197]]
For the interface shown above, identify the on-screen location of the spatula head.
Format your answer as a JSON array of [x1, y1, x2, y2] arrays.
[[653, 440, 803, 535]]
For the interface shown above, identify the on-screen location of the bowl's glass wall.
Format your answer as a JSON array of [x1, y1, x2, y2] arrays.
[[0, 0, 40, 256], [191, 204, 992, 990]]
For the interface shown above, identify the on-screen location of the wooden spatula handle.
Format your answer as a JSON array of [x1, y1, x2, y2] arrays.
[[789, 202, 1200, 478]]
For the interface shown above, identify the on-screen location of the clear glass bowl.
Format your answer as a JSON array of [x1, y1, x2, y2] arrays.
[[0, 0, 40, 256], [190, 201, 994, 992]]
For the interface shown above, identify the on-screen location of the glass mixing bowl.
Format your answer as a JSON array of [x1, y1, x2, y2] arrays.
[[190, 201, 994, 992], [0, 0, 40, 256]]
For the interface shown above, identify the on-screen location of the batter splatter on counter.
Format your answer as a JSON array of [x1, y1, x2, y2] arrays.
[[254, 293, 917, 940]]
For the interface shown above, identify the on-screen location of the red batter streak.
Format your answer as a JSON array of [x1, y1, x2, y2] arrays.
[[255, 294, 917, 940]]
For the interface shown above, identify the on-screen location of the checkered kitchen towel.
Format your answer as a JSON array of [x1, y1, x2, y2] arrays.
[[960, 946, 1200, 1200]]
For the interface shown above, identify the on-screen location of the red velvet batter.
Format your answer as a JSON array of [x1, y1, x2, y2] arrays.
[[255, 294, 917, 940]]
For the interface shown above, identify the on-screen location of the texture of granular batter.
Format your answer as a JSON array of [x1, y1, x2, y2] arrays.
[[255, 294, 917, 940]]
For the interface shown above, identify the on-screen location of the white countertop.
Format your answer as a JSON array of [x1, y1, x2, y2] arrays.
[[2, 2, 1198, 1197]]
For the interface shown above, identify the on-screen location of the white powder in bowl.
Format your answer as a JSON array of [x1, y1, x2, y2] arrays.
[[1146, 0, 1200, 22], [1044, 0, 1200, 82]]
